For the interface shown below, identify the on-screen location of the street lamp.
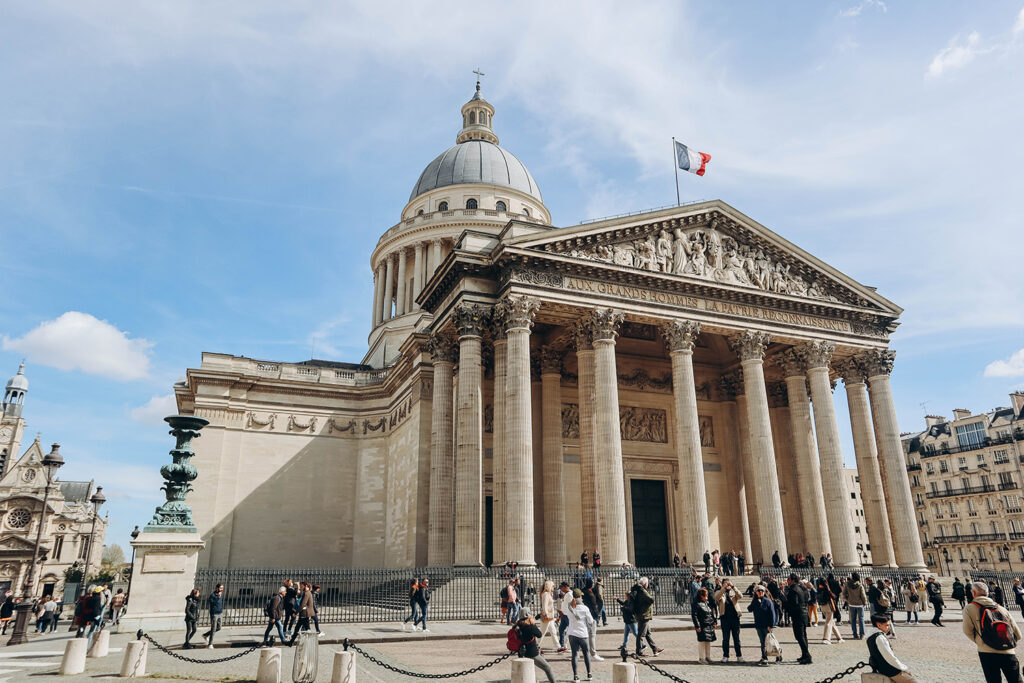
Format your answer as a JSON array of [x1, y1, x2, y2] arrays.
[[7, 443, 64, 646], [125, 526, 140, 601], [77, 486, 106, 599], [1004, 544, 1014, 575], [942, 548, 952, 577]]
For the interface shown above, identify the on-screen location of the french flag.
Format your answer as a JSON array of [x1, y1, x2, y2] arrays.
[[675, 140, 711, 176]]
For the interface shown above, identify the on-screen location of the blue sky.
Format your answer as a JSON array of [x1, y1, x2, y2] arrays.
[[2, 1, 1023, 552]]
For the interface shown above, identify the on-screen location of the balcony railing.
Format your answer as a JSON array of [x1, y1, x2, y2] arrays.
[[906, 463, 922, 472], [1010, 532, 1024, 540], [999, 481, 1020, 491], [925, 484, 996, 499], [918, 436, 1017, 458], [933, 533, 1007, 543]]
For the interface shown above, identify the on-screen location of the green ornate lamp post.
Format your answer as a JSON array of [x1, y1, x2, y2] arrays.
[[145, 415, 209, 532]]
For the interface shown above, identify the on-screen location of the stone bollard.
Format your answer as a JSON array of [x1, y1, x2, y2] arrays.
[[59, 638, 88, 675], [861, 674, 889, 682], [88, 629, 111, 658], [511, 658, 537, 683], [119, 640, 148, 678], [612, 661, 638, 682], [331, 650, 357, 683], [256, 647, 282, 683]]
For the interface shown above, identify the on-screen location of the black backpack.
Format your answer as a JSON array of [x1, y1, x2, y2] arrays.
[[264, 595, 276, 618], [974, 602, 1018, 651]]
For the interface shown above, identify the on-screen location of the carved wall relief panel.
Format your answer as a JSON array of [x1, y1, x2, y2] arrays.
[[561, 404, 668, 443], [483, 404, 494, 434], [561, 404, 580, 439]]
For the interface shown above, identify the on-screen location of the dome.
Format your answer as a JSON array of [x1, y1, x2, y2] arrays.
[[5, 363, 27, 392], [409, 140, 542, 202]]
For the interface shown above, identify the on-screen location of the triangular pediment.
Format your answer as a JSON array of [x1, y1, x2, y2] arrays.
[[509, 200, 899, 315], [0, 439, 44, 488], [0, 534, 44, 553]]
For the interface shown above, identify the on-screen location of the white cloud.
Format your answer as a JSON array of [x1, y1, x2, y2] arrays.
[[927, 32, 982, 78], [985, 349, 1024, 378], [1016, 8, 1024, 35], [2, 311, 152, 381], [840, 0, 887, 18], [129, 393, 178, 425]]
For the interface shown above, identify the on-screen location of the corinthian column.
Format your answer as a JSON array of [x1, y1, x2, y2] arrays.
[[589, 309, 629, 565], [797, 341, 857, 567], [491, 310, 508, 566], [729, 331, 787, 563], [432, 240, 443, 276], [719, 373, 753, 565], [412, 243, 425, 310], [427, 333, 457, 566], [662, 320, 710, 564], [382, 254, 395, 321], [862, 349, 926, 569], [498, 296, 540, 565], [574, 320, 600, 553], [395, 248, 408, 316], [837, 358, 896, 567], [777, 349, 831, 559], [453, 302, 488, 566], [540, 346, 567, 566]]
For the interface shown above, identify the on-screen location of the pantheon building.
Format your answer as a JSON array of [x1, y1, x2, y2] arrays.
[[176, 84, 925, 571]]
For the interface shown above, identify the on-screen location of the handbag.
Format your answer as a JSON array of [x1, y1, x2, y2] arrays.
[[765, 631, 782, 658]]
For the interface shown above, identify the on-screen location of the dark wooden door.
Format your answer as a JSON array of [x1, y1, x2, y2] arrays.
[[630, 479, 670, 567]]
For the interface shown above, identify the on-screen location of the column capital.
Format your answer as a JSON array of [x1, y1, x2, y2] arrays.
[[776, 348, 807, 379], [414, 241, 424, 253], [428, 332, 458, 364], [728, 330, 771, 361], [453, 302, 490, 338], [858, 348, 896, 378], [717, 370, 744, 399], [661, 320, 701, 352], [572, 319, 594, 351], [834, 357, 868, 385], [539, 346, 564, 375], [795, 340, 835, 370], [490, 303, 509, 342], [497, 296, 540, 332], [588, 308, 624, 342]]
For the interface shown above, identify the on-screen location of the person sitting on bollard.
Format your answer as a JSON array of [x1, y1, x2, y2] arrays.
[[514, 614, 556, 683], [867, 614, 917, 682]]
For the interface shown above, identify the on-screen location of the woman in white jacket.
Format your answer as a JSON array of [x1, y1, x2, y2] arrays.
[[565, 590, 596, 682], [538, 581, 559, 650]]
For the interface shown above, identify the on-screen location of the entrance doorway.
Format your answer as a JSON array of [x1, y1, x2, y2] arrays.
[[485, 495, 493, 567], [630, 479, 670, 567]]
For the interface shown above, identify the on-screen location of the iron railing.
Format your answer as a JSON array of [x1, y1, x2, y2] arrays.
[[970, 571, 1024, 614], [189, 565, 928, 627]]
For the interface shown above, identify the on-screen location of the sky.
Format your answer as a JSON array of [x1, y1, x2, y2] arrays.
[[1, 1, 1023, 553]]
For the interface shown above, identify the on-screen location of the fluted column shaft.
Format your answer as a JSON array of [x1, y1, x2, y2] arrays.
[[427, 337, 456, 566], [491, 338, 507, 565], [734, 392, 760, 565], [844, 376, 896, 567], [413, 243, 425, 310], [779, 352, 831, 558], [396, 249, 408, 316], [591, 310, 629, 565], [732, 332, 787, 562], [432, 240, 443, 276], [382, 255, 395, 321], [541, 349, 566, 566], [864, 351, 926, 569], [575, 323, 600, 553], [454, 305, 487, 566], [663, 321, 710, 563], [371, 266, 382, 327]]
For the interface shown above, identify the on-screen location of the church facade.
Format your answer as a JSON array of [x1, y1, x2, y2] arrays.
[[176, 85, 925, 570]]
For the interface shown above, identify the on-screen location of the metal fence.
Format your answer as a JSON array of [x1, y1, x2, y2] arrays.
[[191, 565, 932, 627], [969, 571, 1024, 614], [756, 567, 927, 612]]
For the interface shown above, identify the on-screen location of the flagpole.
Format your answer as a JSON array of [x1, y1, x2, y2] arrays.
[[672, 136, 681, 207]]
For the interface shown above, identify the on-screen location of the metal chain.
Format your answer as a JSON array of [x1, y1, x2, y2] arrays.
[[345, 640, 513, 678], [628, 653, 693, 683], [813, 660, 868, 683], [138, 631, 262, 665]]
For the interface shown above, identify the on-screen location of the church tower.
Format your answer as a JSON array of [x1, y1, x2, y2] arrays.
[[0, 363, 28, 476]]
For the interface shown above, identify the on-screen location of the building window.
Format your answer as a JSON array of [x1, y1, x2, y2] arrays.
[[417, 209, 424, 215], [912, 475, 920, 487], [438, 201, 449, 211], [992, 521, 1001, 534], [956, 421, 986, 447], [850, 492, 856, 500], [469, 111, 477, 124], [6, 508, 30, 529], [522, 208, 530, 217], [958, 547, 966, 561], [53, 536, 63, 561], [465, 198, 478, 210], [78, 536, 89, 560], [927, 462, 935, 475], [995, 449, 1010, 464], [957, 456, 967, 469], [495, 200, 507, 211], [978, 453, 986, 465], [940, 460, 949, 473], [915, 493, 924, 506]]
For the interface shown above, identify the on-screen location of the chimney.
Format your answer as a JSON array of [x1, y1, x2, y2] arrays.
[[1011, 392, 1024, 416], [951, 408, 972, 421], [924, 415, 946, 428]]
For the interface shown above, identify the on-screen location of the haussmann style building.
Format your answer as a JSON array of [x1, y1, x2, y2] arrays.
[[175, 84, 925, 571]]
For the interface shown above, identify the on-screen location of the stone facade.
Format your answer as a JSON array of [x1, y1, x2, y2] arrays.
[[175, 87, 925, 570], [902, 393, 1024, 575]]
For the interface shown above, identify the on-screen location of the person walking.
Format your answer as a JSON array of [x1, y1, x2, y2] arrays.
[[703, 550, 711, 574], [784, 573, 812, 664], [693, 587, 717, 664], [38, 596, 58, 633], [715, 578, 742, 662], [50, 599, 63, 633], [183, 589, 201, 649], [282, 579, 297, 633], [311, 584, 324, 637], [288, 582, 314, 646], [513, 614, 556, 683], [818, 577, 844, 644], [916, 577, 928, 614], [109, 589, 126, 629], [557, 582, 572, 653], [566, 590, 595, 682], [631, 576, 663, 657], [594, 578, 607, 626], [202, 584, 224, 648], [927, 576, 945, 627], [413, 578, 430, 632], [262, 587, 287, 646], [867, 613, 918, 682], [807, 579, 820, 627], [616, 592, 638, 652], [953, 578, 967, 609], [0, 592, 13, 635], [992, 581, 1007, 608], [401, 578, 420, 631], [748, 584, 778, 666], [712, 550, 721, 577], [1014, 579, 1024, 615], [901, 580, 920, 625], [963, 581, 1023, 683], [538, 581, 559, 650], [581, 578, 604, 661]]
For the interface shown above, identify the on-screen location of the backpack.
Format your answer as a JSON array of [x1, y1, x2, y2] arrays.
[[264, 596, 276, 618], [506, 626, 534, 653], [909, 592, 919, 603], [974, 602, 1018, 651]]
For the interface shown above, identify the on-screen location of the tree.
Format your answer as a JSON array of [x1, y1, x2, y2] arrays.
[[101, 544, 125, 567]]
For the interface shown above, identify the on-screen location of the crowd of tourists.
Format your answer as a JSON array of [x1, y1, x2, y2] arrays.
[[0, 584, 125, 647]]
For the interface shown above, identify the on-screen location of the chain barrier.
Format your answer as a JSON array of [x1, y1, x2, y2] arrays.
[[137, 630, 262, 665], [813, 660, 868, 683], [343, 638, 513, 678]]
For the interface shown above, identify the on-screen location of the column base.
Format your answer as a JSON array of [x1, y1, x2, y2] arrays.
[[127, 531, 205, 633]]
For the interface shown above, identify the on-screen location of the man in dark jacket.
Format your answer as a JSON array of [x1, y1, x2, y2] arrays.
[[282, 579, 298, 632], [263, 586, 287, 645], [288, 582, 314, 646], [926, 577, 944, 627], [413, 578, 431, 632], [630, 577, 663, 657], [784, 574, 812, 664], [748, 585, 778, 666], [202, 584, 224, 648]]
